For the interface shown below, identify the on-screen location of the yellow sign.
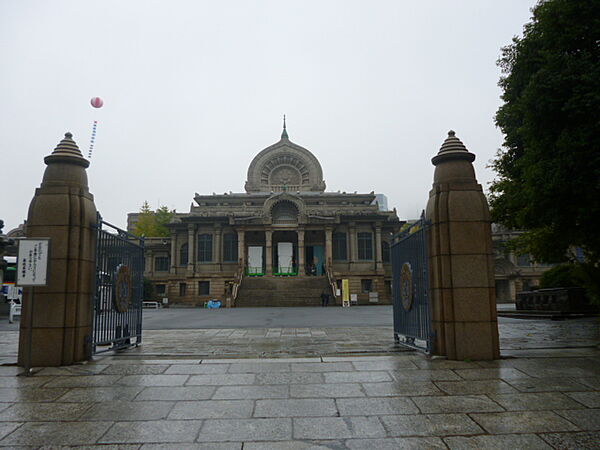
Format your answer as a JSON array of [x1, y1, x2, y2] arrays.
[[342, 279, 350, 307]]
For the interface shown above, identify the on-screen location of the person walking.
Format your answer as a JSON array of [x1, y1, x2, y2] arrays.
[[320, 290, 330, 307]]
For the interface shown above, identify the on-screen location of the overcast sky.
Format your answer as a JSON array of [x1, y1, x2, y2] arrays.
[[1, 0, 536, 232]]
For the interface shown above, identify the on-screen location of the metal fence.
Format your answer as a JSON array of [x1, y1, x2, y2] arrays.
[[93, 214, 144, 354], [391, 215, 432, 353]]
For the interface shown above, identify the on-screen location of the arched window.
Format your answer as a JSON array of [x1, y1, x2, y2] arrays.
[[197, 234, 212, 262], [223, 233, 238, 262], [271, 200, 298, 223], [382, 241, 391, 263], [180, 243, 188, 266]]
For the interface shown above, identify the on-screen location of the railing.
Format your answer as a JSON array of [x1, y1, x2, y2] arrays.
[[516, 287, 596, 312], [246, 266, 265, 276], [270, 184, 301, 192], [93, 214, 144, 354], [325, 258, 338, 304], [391, 213, 432, 353], [274, 266, 298, 276], [231, 258, 245, 305]]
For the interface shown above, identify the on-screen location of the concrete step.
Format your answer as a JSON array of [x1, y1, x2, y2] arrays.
[[237, 276, 330, 307]]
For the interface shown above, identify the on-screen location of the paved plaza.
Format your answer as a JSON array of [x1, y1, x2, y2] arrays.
[[0, 307, 598, 447]]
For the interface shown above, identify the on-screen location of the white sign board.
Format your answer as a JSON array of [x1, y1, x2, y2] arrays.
[[277, 242, 293, 273], [248, 246, 263, 274], [16, 239, 50, 286]]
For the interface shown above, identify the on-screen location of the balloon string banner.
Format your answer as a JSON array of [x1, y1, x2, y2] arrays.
[[88, 120, 98, 159]]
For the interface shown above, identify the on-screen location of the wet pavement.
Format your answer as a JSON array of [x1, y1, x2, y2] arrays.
[[0, 307, 598, 447]]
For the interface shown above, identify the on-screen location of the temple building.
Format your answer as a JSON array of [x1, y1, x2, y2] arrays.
[[128, 123, 402, 306]]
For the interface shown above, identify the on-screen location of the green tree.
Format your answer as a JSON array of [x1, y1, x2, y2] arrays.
[[143, 277, 155, 300], [133, 201, 174, 237], [155, 206, 174, 236], [491, 0, 600, 267]]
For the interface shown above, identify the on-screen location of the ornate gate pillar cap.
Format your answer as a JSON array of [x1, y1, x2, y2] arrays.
[[44, 132, 90, 168], [432, 130, 475, 166]]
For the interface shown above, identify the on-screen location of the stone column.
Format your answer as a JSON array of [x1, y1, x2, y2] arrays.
[[187, 224, 195, 274], [265, 229, 272, 275], [237, 229, 245, 267], [297, 229, 305, 275], [170, 235, 177, 274], [425, 131, 500, 361], [146, 251, 153, 276], [18, 133, 97, 367], [375, 224, 383, 273], [214, 225, 222, 270], [325, 227, 333, 269], [348, 223, 357, 265], [509, 279, 517, 303]]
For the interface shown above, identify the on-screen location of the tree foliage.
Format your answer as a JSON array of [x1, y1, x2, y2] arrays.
[[539, 264, 582, 289], [133, 201, 174, 237], [539, 263, 600, 304], [490, 0, 600, 265], [143, 277, 155, 300]]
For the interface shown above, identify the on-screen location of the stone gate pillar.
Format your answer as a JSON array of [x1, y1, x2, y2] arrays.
[[425, 131, 500, 360], [18, 133, 97, 367]]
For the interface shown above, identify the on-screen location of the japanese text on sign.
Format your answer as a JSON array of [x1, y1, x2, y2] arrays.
[[17, 239, 50, 286]]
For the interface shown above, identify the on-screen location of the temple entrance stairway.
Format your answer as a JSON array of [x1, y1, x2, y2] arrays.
[[236, 276, 331, 307]]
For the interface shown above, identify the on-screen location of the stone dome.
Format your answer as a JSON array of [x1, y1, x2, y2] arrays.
[[245, 126, 325, 193]]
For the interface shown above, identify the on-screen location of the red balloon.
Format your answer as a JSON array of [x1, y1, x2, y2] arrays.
[[90, 97, 103, 108]]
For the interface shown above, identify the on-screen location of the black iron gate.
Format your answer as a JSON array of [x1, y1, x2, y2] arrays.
[[93, 214, 144, 354], [391, 214, 432, 353]]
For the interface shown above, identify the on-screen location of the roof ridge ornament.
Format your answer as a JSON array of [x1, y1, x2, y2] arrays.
[[281, 114, 289, 140]]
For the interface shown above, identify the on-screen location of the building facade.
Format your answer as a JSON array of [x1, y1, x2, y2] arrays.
[[128, 125, 402, 306], [492, 224, 554, 302]]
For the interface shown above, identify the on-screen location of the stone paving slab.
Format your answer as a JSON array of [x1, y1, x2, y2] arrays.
[[380, 413, 483, 436], [470, 410, 580, 434], [336, 397, 419, 416], [135, 386, 215, 401], [293, 416, 386, 439], [1, 421, 113, 446], [444, 433, 552, 449], [254, 398, 338, 417], [142, 444, 241, 450], [489, 392, 585, 411], [362, 381, 442, 397], [0, 314, 598, 447], [0, 351, 598, 446], [197, 418, 292, 442], [539, 431, 600, 449], [345, 436, 447, 449], [411, 395, 504, 414], [555, 408, 600, 430], [169, 400, 254, 419], [565, 390, 600, 408], [244, 441, 344, 450], [100, 420, 203, 444]]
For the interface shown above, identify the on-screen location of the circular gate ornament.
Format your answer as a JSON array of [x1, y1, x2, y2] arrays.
[[114, 265, 132, 313], [400, 262, 413, 311]]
